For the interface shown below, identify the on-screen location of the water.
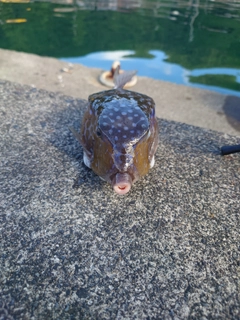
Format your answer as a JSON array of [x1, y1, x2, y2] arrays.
[[1, 0, 240, 96]]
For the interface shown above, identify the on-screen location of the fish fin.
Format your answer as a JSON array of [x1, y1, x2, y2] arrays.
[[113, 66, 137, 89], [150, 155, 155, 168], [69, 127, 83, 145], [83, 151, 91, 168], [70, 127, 93, 160]]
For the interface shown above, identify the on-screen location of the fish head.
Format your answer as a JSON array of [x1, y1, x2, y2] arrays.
[[81, 90, 158, 195]]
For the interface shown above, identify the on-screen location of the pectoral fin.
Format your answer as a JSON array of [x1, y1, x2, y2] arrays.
[[70, 127, 92, 161], [69, 127, 83, 145]]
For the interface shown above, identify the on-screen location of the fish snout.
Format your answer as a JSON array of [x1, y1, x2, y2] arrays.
[[112, 173, 132, 195]]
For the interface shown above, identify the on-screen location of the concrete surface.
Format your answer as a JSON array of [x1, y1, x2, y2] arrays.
[[0, 80, 239, 319], [0, 49, 240, 137]]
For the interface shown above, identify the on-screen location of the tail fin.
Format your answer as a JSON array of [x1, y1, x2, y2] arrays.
[[113, 66, 137, 89]]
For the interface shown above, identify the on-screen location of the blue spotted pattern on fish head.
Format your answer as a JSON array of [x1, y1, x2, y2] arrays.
[[99, 97, 149, 171]]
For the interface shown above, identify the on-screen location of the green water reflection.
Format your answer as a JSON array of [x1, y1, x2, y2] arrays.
[[0, 0, 240, 94]]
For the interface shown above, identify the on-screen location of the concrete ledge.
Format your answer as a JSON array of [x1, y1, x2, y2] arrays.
[[0, 49, 240, 137], [0, 81, 239, 319]]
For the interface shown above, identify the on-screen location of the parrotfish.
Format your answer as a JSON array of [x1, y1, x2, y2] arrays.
[[71, 69, 158, 195]]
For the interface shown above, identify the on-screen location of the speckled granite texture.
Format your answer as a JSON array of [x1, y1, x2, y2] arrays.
[[0, 81, 239, 320]]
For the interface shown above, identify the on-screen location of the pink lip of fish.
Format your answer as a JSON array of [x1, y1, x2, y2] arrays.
[[71, 68, 159, 195]]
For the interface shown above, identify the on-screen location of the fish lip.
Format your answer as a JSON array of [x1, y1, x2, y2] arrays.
[[112, 172, 132, 195]]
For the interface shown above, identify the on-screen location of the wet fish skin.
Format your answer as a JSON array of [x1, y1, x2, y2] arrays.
[[73, 72, 158, 195]]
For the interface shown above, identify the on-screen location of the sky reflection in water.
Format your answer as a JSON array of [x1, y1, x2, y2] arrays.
[[62, 50, 240, 97]]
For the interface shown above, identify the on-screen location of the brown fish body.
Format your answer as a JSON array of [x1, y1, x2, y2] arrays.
[[72, 72, 158, 194]]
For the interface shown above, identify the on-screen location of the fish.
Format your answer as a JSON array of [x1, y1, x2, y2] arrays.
[[71, 68, 158, 195]]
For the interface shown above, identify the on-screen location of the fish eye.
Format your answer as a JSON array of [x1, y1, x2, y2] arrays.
[[96, 128, 102, 137]]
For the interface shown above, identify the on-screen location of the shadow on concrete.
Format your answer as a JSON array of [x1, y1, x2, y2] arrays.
[[223, 95, 240, 132]]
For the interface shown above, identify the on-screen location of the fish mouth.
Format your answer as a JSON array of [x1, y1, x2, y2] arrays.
[[112, 172, 132, 195]]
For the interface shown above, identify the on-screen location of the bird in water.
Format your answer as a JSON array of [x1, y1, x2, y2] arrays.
[[71, 68, 158, 195]]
